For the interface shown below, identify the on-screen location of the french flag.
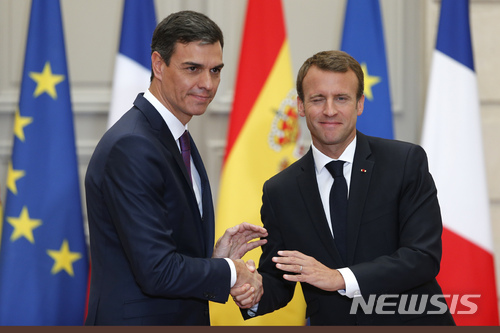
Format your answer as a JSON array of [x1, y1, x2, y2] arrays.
[[108, 0, 156, 128], [421, 0, 499, 325]]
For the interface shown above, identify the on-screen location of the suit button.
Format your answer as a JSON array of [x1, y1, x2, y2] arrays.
[[203, 292, 215, 299]]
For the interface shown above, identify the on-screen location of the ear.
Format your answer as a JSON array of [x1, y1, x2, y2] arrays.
[[297, 96, 306, 117], [357, 95, 365, 116], [151, 51, 164, 81]]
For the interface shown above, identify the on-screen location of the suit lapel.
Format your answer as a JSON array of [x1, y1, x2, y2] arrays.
[[133, 94, 210, 255], [297, 150, 344, 266], [133, 94, 193, 187], [347, 132, 374, 264], [190, 136, 215, 257]]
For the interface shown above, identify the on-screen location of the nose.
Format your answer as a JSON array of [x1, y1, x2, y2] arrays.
[[198, 70, 214, 91], [324, 99, 338, 117]]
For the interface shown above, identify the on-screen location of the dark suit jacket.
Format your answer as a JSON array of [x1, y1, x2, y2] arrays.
[[250, 132, 455, 325], [85, 94, 230, 325]]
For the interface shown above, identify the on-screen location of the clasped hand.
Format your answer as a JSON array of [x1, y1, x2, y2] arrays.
[[231, 259, 263, 309], [212, 222, 267, 309]]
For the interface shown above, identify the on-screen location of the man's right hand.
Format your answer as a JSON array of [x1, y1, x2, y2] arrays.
[[231, 259, 263, 309]]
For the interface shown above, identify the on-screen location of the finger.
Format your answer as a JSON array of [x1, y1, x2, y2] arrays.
[[282, 274, 304, 283], [240, 229, 268, 239], [236, 299, 254, 309], [245, 259, 256, 272], [233, 286, 254, 303], [272, 255, 303, 266], [275, 263, 300, 273], [245, 231, 268, 239], [236, 292, 255, 307], [244, 239, 267, 252], [221, 226, 239, 240], [240, 223, 267, 235], [230, 283, 250, 297], [277, 250, 305, 259]]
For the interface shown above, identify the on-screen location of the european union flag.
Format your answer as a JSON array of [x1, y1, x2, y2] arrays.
[[341, 0, 394, 139], [0, 0, 88, 325]]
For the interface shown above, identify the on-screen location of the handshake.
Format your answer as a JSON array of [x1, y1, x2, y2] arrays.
[[231, 259, 263, 309], [214, 222, 347, 312], [213, 222, 267, 309]]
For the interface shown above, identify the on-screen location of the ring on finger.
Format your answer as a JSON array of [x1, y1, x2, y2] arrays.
[[299, 265, 303, 272]]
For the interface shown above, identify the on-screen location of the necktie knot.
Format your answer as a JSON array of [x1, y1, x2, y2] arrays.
[[326, 160, 345, 178]]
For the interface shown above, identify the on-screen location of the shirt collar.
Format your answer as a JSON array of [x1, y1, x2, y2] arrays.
[[143, 89, 187, 141], [312, 136, 357, 174]]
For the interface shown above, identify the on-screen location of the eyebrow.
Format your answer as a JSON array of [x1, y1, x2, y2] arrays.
[[309, 94, 324, 98], [182, 61, 224, 70]]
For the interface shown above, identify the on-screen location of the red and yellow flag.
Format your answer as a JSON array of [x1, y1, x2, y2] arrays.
[[210, 0, 307, 326]]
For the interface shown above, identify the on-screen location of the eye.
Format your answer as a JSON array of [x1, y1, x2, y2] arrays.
[[310, 97, 324, 103], [211, 67, 222, 74], [187, 66, 198, 72]]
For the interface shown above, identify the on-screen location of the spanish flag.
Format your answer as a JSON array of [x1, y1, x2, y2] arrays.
[[210, 0, 307, 326]]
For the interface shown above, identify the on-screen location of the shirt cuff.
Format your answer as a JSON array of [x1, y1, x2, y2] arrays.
[[224, 258, 237, 288], [247, 303, 259, 317], [337, 267, 362, 298]]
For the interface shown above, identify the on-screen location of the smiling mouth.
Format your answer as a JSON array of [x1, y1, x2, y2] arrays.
[[320, 121, 342, 126], [191, 94, 212, 100]]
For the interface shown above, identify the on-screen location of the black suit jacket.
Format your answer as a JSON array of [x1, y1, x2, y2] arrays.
[[251, 132, 455, 325], [85, 94, 230, 325]]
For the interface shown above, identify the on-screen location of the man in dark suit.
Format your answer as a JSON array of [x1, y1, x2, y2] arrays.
[[85, 11, 265, 326], [233, 50, 455, 325]]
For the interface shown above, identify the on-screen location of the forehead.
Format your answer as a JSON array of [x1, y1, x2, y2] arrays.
[[303, 66, 358, 96], [171, 41, 223, 63]]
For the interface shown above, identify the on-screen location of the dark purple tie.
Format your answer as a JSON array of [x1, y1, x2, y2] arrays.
[[325, 160, 348, 264], [179, 130, 191, 180]]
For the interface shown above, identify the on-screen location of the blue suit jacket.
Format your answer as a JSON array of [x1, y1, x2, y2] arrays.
[[250, 132, 455, 325], [85, 94, 230, 325]]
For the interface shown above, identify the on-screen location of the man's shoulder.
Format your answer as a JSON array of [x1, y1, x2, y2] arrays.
[[356, 133, 429, 171], [361, 133, 424, 157]]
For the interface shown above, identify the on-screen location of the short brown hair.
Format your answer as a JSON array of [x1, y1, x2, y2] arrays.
[[150, 10, 224, 80], [296, 50, 364, 102]]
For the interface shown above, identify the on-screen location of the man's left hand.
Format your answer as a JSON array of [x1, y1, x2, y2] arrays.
[[273, 250, 346, 292], [213, 222, 268, 259]]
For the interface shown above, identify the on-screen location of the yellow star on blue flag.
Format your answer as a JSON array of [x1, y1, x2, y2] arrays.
[[6, 206, 42, 244], [7, 161, 25, 195], [0, 0, 88, 325], [47, 239, 83, 276], [13, 108, 33, 142], [361, 62, 381, 101], [29, 62, 65, 99]]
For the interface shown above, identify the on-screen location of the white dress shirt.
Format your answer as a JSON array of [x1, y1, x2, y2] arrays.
[[311, 137, 361, 298]]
